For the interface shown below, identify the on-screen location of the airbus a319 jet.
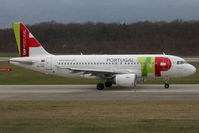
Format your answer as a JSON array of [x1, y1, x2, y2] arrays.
[[10, 23, 196, 90]]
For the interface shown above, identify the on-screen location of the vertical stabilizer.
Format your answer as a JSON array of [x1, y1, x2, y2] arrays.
[[12, 23, 50, 57]]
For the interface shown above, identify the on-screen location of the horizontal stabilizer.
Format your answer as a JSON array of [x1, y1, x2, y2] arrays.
[[10, 58, 35, 64]]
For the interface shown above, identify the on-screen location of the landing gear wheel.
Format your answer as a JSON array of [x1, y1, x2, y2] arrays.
[[97, 83, 105, 90], [164, 83, 169, 88], [164, 77, 169, 88], [105, 82, 112, 88]]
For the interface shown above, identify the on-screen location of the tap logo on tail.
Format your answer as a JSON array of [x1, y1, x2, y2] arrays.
[[12, 23, 41, 57]]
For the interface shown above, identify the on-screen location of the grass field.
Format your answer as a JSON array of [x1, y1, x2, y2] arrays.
[[0, 61, 198, 84], [0, 53, 19, 57], [0, 101, 199, 133]]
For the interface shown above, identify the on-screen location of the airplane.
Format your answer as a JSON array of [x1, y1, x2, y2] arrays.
[[10, 22, 196, 90]]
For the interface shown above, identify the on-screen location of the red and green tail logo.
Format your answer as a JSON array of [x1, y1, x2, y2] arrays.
[[12, 23, 41, 57]]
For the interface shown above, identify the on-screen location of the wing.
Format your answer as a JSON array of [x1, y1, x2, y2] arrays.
[[56, 65, 136, 79]]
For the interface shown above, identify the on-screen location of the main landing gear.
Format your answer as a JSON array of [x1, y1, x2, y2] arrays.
[[164, 78, 169, 88], [105, 82, 112, 88], [96, 82, 112, 90], [96, 83, 104, 90]]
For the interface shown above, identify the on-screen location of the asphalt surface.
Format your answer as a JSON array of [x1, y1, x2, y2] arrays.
[[0, 84, 199, 101]]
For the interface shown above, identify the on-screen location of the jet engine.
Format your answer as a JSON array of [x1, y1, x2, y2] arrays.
[[115, 74, 137, 87]]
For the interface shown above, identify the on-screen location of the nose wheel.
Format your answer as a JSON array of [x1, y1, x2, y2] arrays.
[[164, 78, 169, 88], [164, 83, 169, 88]]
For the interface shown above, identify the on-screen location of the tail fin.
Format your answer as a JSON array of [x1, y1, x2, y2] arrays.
[[12, 22, 50, 57]]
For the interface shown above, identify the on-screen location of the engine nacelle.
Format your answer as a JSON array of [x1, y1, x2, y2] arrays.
[[115, 74, 137, 87]]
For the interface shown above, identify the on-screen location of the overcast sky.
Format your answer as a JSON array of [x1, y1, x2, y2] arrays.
[[0, 0, 199, 28]]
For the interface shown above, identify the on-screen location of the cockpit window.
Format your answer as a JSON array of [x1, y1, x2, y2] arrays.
[[177, 61, 187, 64]]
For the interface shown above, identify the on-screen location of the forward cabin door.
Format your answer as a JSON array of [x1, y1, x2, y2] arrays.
[[155, 57, 172, 77], [161, 57, 171, 76], [163, 58, 170, 71]]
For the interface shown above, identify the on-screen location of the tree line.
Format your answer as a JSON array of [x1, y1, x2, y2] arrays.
[[0, 20, 199, 55]]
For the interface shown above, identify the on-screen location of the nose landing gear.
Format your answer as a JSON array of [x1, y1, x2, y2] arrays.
[[164, 83, 169, 88], [164, 78, 169, 88]]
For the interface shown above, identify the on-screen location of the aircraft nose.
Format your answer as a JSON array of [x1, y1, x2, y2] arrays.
[[189, 64, 196, 75], [192, 65, 196, 74]]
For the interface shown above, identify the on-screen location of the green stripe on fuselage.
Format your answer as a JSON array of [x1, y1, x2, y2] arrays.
[[138, 57, 155, 77], [12, 23, 21, 56]]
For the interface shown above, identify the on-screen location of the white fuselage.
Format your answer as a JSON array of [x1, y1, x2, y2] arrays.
[[10, 54, 196, 80]]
